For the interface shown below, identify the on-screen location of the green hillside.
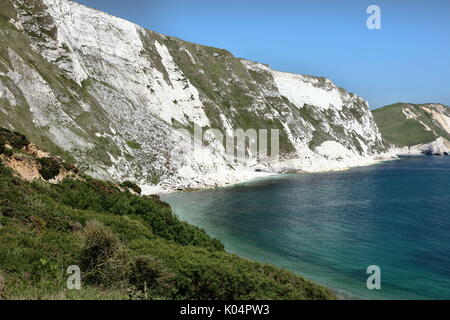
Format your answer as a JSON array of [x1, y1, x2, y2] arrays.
[[372, 103, 444, 147], [0, 128, 334, 300]]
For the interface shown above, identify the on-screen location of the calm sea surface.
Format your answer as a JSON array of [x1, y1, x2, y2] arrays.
[[162, 156, 450, 299]]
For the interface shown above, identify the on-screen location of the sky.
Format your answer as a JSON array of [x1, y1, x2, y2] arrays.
[[75, 0, 450, 109]]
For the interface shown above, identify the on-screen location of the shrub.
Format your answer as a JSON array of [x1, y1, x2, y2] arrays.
[[0, 273, 6, 300], [80, 220, 120, 270], [51, 178, 224, 251], [150, 176, 160, 185], [0, 127, 29, 149], [62, 162, 79, 174], [37, 157, 61, 180], [126, 141, 141, 150], [130, 256, 175, 297], [145, 239, 334, 300], [0, 145, 13, 157], [79, 220, 129, 286], [29, 215, 47, 229], [120, 181, 142, 195]]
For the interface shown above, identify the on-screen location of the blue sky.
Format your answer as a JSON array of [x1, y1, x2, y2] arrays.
[[75, 0, 450, 109]]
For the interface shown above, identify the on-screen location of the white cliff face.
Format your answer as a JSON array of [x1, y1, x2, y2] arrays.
[[394, 137, 450, 156], [38, 0, 210, 128], [421, 104, 450, 134], [0, 0, 393, 193], [269, 68, 384, 152], [272, 71, 344, 111]]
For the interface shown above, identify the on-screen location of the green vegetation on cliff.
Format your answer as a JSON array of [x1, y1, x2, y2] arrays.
[[0, 129, 334, 300], [372, 103, 448, 147]]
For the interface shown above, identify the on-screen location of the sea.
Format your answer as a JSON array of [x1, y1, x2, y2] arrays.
[[162, 156, 450, 299]]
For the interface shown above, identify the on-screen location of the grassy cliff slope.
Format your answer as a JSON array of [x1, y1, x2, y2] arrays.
[[0, 128, 334, 300], [372, 103, 450, 147]]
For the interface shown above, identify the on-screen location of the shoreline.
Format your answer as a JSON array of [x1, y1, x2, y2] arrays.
[[143, 155, 396, 196]]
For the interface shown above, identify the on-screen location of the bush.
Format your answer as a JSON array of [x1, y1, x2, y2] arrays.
[[0, 127, 29, 149], [0, 145, 13, 157], [37, 157, 61, 180], [120, 181, 142, 195], [150, 176, 160, 185], [51, 178, 224, 251], [126, 141, 141, 150], [0, 273, 6, 300], [144, 239, 334, 300], [79, 220, 129, 286], [130, 256, 175, 297], [80, 220, 120, 270]]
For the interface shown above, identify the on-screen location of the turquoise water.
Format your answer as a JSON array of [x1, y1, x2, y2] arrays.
[[162, 156, 450, 299]]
